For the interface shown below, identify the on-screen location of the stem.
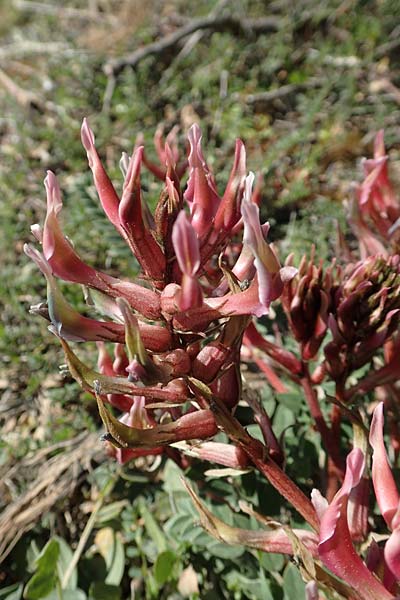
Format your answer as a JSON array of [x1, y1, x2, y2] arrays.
[[190, 377, 319, 530], [61, 471, 117, 590], [210, 399, 319, 530], [299, 363, 344, 479], [326, 388, 345, 500], [248, 451, 320, 531]]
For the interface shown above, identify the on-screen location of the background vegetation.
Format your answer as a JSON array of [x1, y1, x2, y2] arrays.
[[1, 1, 400, 598]]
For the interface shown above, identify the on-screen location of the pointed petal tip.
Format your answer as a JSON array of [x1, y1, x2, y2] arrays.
[[30, 223, 43, 243], [369, 402, 384, 446], [24, 243, 52, 277], [44, 170, 62, 212], [311, 488, 328, 521], [81, 117, 95, 151]]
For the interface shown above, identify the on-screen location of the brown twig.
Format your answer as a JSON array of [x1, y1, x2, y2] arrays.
[[0, 67, 46, 111], [245, 78, 324, 108], [13, 0, 119, 24], [103, 15, 280, 79]]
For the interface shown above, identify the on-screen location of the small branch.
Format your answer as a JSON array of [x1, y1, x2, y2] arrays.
[[13, 0, 118, 24], [0, 67, 46, 111], [245, 388, 283, 465], [245, 78, 324, 108], [103, 15, 280, 78], [375, 37, 400, 60], [0, 41, 73, 60]]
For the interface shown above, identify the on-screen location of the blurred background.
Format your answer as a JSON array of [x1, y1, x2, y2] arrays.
[[0, 1, 400, 598]]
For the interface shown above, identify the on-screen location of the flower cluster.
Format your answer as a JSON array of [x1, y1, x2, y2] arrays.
[[26, 124, 400, 599], [26, 120, 295, 464]]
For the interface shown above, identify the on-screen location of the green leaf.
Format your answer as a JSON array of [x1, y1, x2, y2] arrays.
[[225, 572, 274, 600], [95, 500, 128, 525], [259, 551, 285, 572], [273, 405, 295, 437], [0, 584, 23, 600], [154, 550, 176, 585], [44, 591, 86, 600], [162, 460, 184, 494], [88, 582, 121, 600], [139, 501, 167, 553], [207, 541, 245, 560], [94, 527, 125, 586], [24, 539, 60, 600], [53, 536, 77, 590], [283, 562, 305, 600]]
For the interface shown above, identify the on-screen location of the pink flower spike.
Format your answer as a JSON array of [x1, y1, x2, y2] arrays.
[[81, 118, 122, 231], [241, 174, 295, 310], [369, 402, 400, 528], [184, 124, 220, 237], [172, 211, 203, 310], [172, 211, 200, 276], [318, 448, 393, 599], [214, 139, 246, 231], [119, 146, 144, 225], [118, 146, 166, 284]]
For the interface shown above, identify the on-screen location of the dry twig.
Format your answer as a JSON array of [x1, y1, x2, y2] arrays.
[[0, 431, 104, 563], [103, 14, 280, 78]]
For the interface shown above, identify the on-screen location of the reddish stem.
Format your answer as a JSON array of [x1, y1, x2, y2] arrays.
[[299, 363, 345, 480]]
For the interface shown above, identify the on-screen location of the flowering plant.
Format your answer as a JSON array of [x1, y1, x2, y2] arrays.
[[26, 123, 400, 598]]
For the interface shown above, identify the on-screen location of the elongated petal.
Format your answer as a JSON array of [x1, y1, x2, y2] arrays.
[[180, 274, 203, 311], [384, 522, 400, 583], [172, 211, 200, 276], [81, 118, 122, 230], [119, 146, 166, 284], [369, 402, 400, 528], [318, 448, 392, 599], [178, 441, 249, 469], [184, 124, 220, 237], [57, 335, 188, 403], [161, 279, 273, 332], [25, 244, 125, 342], [41, 173, 161, 319], [241, 178, 290, 309], [214, 139, 246, 231], [96, 391, 217, 448]]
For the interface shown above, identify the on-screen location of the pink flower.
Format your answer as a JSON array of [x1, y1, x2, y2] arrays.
[[370, 403, 400, 587], [313, 448, 393, 599], [184, 124, 220, 238], [310, 403, 400, 598], [241, 174, 297, 313], [171, 210, 203, 311]]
